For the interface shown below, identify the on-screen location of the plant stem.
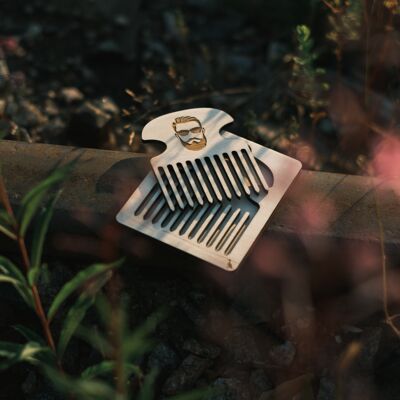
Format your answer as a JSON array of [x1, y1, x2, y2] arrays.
[[372, 177, 400, 337], [0, 174, 58, 353]]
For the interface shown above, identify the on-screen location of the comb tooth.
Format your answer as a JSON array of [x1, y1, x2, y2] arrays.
[[244, 148, 269, 191], [185, 205, 209, 238], [209, 157, 232, 199], [150, 196, 167, 222], [164, 166, 185, 209], [176, 208, 195, 233], [154, 168, 175, 211], [204, 205, 232, 246], [217, 154, 241, 198], [215, 209, 241, 251], [135, 186, 161, 216], [140, 187, 162, 218], [193, 203, 221, 242], [191, 161, 214, 204], [228, 154, 251, 195], [224, 211, 250, 255], [172, 164, 194, 208], [237, 151, 260, 193], [200, 158, 223, 202], [182, 162, 204, 205]]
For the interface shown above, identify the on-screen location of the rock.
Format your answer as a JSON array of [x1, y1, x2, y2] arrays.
[[59, 87, 84, 104], [317, 377, 336, 400], [259, 374, 313, 400], [268, 341, 296, 367], [356, 327, 382, 371], [11, 100, 46, 128], [95, 97, 119, 117], [147, 343, 179, 371], [22, 370, 37, 395], [207, 377, 251, 400], [114, 14, 130, 27], [250, 369, 273, 398], [37, 118, 67, 142], [43, 99, 59, 117], [162, 354, 211, 395], [96, 40, 122, 55], [224, 327, 263, 365], [183, 339, 221, 360], [68, 100, 112, 146]]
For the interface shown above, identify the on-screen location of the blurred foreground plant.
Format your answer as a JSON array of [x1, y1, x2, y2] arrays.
[[0, 161, 208, 399], [288, 25, 330, 131]]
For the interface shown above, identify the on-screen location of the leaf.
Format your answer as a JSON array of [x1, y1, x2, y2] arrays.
[[123, 308, 166, 360], [0, 210, 16, 239], [0, 256, 26, 283], [44, 366, 114, 400], [0, 257, 33, 308], [13, 325, 45, 345], [48, 259, 123, 321], [137, 369, 158, 400], [30, 192, 61, 280], [57, 272, 113, 358], [18, 161, 75, 237], [0, 341, 47, 370], [81, 361, 142, 380], [75, 326, 112, 356], [28, 265, 41, 287]]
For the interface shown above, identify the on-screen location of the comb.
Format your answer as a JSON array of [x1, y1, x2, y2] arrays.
[[116, 134, 301, 271], [142, 108, 270, 211]]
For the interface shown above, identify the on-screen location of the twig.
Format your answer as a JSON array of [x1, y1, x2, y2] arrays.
[[0, 174, 58, 354], [372, 177, 400, 337]]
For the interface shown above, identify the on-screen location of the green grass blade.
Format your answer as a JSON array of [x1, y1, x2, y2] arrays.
[[48, 259, 123, 321], [58, 272, 113, 358], [137, 369, 158, 400], [0, 224, 17, 240], [81, 361, 142, 380], [0, 256, 27, 284], [58, 294, 94, 359], [18, 161, 75, 237], [30, 192, 60, 276], [0, 341, 47, 371], [13, 325, 45, 345], [44, 366, 114, 400]]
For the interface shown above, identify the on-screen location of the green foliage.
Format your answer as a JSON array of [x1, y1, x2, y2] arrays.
[[0, 210, 16, 240], [384, 0, 400, 14], [0, 341, 51, 370], [48, 259, 123, 321], [0, 256, 34, 308], [289, 25, 329, 116], [325, 0, 363, 59], [57, 271, 114, 358], [29, 192, 61, 283], [17, 160, 75, 236], [0, 158, 209, 400]]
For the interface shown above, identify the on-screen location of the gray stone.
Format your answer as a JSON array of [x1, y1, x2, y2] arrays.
[[357, 327, 382, 371], [268, 341, 296, 367], [147, 343, 179, 371], [183, 339, 221, 360], [250, 369, 273, 398], [317, 377, 336, 400], [162, 354, 211, 395], [207, 378, 251, 400], [12, 100, 46, 128], [95, 97, 119, 117], [59, 87, 84, 104], [224, 327, 263, 365]]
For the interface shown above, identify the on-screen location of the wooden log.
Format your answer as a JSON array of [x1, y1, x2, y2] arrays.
[[0, 139, 399, 247]]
